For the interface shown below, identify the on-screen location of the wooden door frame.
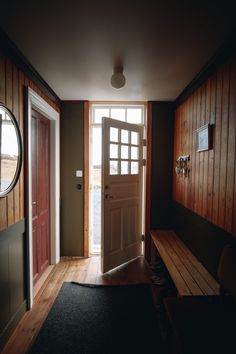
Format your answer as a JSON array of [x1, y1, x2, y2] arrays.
[[83, 101, 89, 257], [145, 102, 152, 263], [27, 87, 60, 308], [83, 102, 148, 259]]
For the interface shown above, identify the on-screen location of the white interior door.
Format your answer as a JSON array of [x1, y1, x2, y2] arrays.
[[101, 117, 143, 273]]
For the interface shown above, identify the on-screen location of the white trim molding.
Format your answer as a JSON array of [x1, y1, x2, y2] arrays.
[[27, 87, 60, 308]]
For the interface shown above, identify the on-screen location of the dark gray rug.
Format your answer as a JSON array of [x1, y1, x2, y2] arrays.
[[28, 282, 163, 354]]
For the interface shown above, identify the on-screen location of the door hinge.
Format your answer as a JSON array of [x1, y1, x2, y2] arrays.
[[141, 234, 145, 241], [142, 139, 146, 146], [142, 159, 146, 166]]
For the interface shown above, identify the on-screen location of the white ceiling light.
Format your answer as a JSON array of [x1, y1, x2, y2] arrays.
[[110, 66, 126, 89]]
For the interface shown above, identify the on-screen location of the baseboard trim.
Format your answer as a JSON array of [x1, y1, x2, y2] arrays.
[[33, 265, 55, 299]]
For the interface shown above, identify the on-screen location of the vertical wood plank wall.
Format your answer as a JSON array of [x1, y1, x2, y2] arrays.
[[0, 52, 60, 232], [173, 54, 236, 237]]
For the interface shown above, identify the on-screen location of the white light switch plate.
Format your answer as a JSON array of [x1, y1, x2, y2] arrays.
[[76, 170, 83, 177]]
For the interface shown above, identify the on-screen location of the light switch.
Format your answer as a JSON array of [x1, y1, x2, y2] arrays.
[[76, 170, 83, 177]]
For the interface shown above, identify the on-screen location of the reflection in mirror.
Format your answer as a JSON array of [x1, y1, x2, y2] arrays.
[[0, 104, 22, 197]]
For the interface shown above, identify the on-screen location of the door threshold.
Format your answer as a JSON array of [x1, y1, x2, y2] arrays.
[[33, 265, 55, 298]]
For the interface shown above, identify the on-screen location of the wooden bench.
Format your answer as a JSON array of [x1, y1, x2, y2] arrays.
[[150, 230, 220, 296]]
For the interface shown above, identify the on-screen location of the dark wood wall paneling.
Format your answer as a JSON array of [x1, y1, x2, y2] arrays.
[[0, 29, 60, 108], [0, 52, 60, 232], [173, 54, 236, 237], [0, 51, 60, 350], [172, 201, 235, 279]]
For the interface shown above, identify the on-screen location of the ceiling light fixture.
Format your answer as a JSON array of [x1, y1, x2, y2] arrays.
[[110, 66, 126, 89]]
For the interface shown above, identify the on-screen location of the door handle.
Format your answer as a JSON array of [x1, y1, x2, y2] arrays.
[[32, 201, 36, 205]]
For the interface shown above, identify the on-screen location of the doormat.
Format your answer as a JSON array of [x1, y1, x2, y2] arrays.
[[28, 282, 163, 354]]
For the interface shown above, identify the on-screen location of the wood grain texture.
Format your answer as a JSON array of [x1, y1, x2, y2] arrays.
[[18, 71, 24, 221], [1, 256, 151, 354], [0, 53, 60, 231], [218, 63, 230, 228], [206, 73, 216, 221], [150, 230, 219, 296], [145, 101, 152, 262], [13, 65, 20, 222], [83, 101, 89, 257], [6, 59, 14, 226], [173, 56, 236, 237], [0, 54, 7, 230], [225, 57, 236, 234], [212, 67, 223, 225]]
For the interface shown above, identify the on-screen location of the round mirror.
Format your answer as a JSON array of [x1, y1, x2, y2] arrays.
[[0, 103, 22, 197]]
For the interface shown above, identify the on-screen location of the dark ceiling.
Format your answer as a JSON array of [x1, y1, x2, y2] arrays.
[[0, 0, 235, 101]]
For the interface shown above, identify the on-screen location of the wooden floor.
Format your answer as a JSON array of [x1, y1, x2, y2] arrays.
[[2, 256, 151, 354]]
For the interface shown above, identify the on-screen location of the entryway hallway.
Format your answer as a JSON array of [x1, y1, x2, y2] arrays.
[[2, 256, 151, 354]]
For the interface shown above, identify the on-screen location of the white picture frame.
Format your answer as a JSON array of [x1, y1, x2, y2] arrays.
[[196, 124, 212, 152]]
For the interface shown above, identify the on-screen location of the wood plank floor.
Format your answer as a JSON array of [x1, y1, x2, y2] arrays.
[[2, 256, 151, 354]]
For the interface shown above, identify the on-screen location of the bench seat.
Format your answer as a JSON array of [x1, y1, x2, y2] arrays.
[[150, 230, 220, 296]]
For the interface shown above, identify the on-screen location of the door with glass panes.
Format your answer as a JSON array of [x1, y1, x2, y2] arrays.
[[101, 117, 143, 273]]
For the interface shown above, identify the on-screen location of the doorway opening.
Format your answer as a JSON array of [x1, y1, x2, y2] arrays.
[[89, 103, 146, 256], [27, 87, 60, 308]]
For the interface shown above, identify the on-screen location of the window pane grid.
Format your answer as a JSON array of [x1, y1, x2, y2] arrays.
[[92, 104, 144, 176], [90, 103, 145, 253], [91, 104, 145, 125], [109, 136, 140, 174]]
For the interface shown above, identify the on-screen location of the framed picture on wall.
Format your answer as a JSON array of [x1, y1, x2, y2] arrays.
[[196, 124, 212, 152]]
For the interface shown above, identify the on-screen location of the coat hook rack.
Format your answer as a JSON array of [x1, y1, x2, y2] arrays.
[[175, 155, 190, 177]]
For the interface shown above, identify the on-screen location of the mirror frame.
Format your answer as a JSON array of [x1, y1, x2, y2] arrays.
[[0, 103, 23, 198]]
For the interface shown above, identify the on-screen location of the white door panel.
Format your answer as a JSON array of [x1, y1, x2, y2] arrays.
[[101, 117, 143, 273]]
